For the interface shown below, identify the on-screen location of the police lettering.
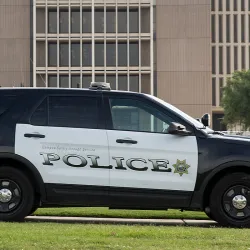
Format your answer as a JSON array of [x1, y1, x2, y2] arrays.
[[40, 153, 172, 172]]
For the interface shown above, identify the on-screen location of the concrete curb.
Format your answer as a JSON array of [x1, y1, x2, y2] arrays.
[[25, 216, 218, 227]]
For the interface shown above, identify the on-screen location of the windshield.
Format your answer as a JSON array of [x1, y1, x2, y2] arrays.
[[146, 94, 214, 132]]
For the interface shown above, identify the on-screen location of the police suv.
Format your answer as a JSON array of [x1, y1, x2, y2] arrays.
[[0, 82, 250, 227]]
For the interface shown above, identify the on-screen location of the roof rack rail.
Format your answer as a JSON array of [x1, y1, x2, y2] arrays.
[[89, 82, 111, 91]]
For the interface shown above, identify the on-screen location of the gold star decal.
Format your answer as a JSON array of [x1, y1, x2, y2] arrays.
[[172, 160, 190, 176]]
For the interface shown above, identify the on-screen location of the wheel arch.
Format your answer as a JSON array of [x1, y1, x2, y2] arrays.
[[202, 161, 250, 209], [0, 153, 46, 201]]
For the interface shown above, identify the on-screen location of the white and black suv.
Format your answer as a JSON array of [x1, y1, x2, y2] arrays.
[[0, 82, 250, 227]]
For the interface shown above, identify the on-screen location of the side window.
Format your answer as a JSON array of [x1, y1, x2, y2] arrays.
[[48, 96, 99, 129], [0, 95, 18, 116], [109, 98, 174, 133], [30, 98, 48, 126]]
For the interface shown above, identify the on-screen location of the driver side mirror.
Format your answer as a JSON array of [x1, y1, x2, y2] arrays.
[[167, 122, 192, 136]]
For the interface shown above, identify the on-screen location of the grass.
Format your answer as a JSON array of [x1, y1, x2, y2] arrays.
[[34, 207, 209, 220], [0, 222, 250, 250]]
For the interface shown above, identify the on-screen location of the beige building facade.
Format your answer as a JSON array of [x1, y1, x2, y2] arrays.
[[0, 0, 245, 130]]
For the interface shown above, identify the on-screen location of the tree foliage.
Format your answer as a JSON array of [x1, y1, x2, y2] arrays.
[[222, 70, 250, 130]]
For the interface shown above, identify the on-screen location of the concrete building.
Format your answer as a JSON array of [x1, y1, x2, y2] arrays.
[[0, 0, 246, 130]]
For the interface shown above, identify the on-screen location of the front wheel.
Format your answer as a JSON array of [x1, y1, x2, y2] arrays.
[[0, 166, 34, 221], [209, 172, 250, 228]]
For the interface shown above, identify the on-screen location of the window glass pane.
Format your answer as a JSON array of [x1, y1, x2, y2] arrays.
[[0, 95, 18, 116], [212, 78, 216, 106], [95, 75, 104, 82], [31, 99, 48, 126], [130, 9, 139, 33], [226, 15, 230, 42], [219, 15, 223, 43], [234, 15, 238, 43], [212, 46, 216, 74], [130, 42, 139, 66], [242, 46, 246, 69], [118, 75, 127, 91], [82, 43, 92, 66], [48, 42, 57, 67], [106, 9, 116, 33], [82, 75, 92, 88], [212, 15, 216, 43], [234, 46, 238, 70], [59, 75, 69, 88], [59, 42, 69, 66], [219, 47, 223, 74], [211, 0, 215, 11], [82, 9, 92, 33], [48, 9, 57, 33], [71, 42, 80, 66], [226, 0, 230, 11], [141, 8, 150, 33], [227, 46, 231, 74], [234, 0, 237, 11], [59, 9, 69, 33], [241, 0, 245, 11], [118, 9, 127, 33], [95, 42, 104, 67], [106, 42, 116, 66], [106, 75, 116, 90], [71, 75, 80, 88], [48, 75, 57, 87], [130, 75, 139, 92], [71, 9, 80, 33], [118, 43, 127, 66], [219, 78, 223, 106], [48, 96, 98, 129], [219, 0, 223, 11], [95, 8, 104, 33], [109, 98, 173, 133], [241, 15, 245, 42]]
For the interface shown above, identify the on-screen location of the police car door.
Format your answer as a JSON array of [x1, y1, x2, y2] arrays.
[[15, 92, 110, 202], [105, 94, 198, 208]]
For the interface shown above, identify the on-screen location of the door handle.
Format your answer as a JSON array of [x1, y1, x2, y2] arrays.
[[24, 133, 45, 138], [116, 139, 137, 144]]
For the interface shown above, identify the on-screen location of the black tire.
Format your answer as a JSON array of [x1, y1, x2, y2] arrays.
[[0, 166, 34, 221], [209, 172, 250, 228], [28, 198, 40, 216]]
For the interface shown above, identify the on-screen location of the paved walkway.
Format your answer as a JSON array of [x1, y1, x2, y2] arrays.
[[25, 216, 217, 227]]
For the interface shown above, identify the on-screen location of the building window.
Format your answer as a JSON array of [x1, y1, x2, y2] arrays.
[[219, 47, 223, 74], [95, 42, 104, 67], [82, 43, 92, 66], [212, 46, 216, 74], [106, 75, 116, 89], [95, 8, 104, 33], [241, 0, 245, 11], [71, 75, 80, 88], [242, 46, 246, 70], [118, 9, 127, 33], [48, 75, 57, 87], [130, 75, 139, 92], [212, 78, 216, 106], [219, 78, 223, 106], [95, 75, 104, 82], [82, 75, 92, 88], [234, 46, 238, 71], [130, 9, 139, 33], [211, 0, 215, 11], [241, 15, 245, 42], [219, 15, 223, 43], [71, 9, 80, 33], [226, 0, 230, 11], [71, 42, 80, 67], [219, 0, 223, 11], [234, 15, 238, 43], [59, 9, 69, 33], [48, 9, 57, 33], [130, 42, 139, 66], [227, 46, 231, 74], [118, 43, 127, 66], [82, 9, 92, 33], [48, 42, 57, 67], [106, 9, 116, 33], [118, 75, 127, 90], [212, 15, 216, 43], [234, 0, 237, 11], [59, 42, 69, 67], [141, 8, 150, 33], [106, 42, 116, 67], [59, 75, 69, 88], [226, 15, 230, 43]]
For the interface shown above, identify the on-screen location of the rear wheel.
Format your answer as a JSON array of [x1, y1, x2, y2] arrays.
[[209, 172, 250, 228], [0, 166, 34, 221]]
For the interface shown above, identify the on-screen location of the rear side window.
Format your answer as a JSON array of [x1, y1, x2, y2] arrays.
[[31, 95, 99, 129], [0, 95, 18, 116]]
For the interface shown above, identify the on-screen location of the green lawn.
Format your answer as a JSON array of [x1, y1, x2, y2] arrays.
[[0, 222, 249, 250], [34, 207, 209, 220]]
